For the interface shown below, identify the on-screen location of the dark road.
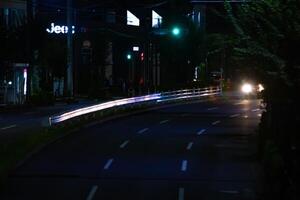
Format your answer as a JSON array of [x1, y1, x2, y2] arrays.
[[1, 95, 263, 200]]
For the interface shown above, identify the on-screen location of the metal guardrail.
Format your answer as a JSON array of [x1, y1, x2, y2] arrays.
[[49, 86, 221, 126]]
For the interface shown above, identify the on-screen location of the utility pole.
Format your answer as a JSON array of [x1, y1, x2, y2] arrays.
[[26, 0, 35, 100], [66, 0, 73, 97]]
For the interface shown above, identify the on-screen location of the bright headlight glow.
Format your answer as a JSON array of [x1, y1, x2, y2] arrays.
[[241, 83, 253, 94]]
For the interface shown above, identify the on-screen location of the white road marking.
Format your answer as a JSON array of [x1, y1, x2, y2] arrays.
[[159, 119, 170, 124], [197, 129, 206, 135], [1, 124, 17, 130], [212, 120, 220, 125], [207, 107, 218, 111], [138, 128, 149, 134], [178, 187, 185, 200], [181, 113, 189, 117], [103, 159, 114, 170], [234, 102, 243, 105], [219, 190, 239, 194], [119, 140, 130, 149], [181, 160, 188, 171], [252, 109, 260, 112], [230, 114, 240, 118], [86, 185, 98, 200], [186, 142, 193, 150]]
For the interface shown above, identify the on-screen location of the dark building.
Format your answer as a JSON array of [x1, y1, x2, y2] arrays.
[[1, 0, 236, 104], [0, 0, 28, 104]]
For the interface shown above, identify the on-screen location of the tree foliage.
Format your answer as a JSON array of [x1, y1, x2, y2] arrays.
[[224, 0, 300, 86], [224, 1, 300, 197]]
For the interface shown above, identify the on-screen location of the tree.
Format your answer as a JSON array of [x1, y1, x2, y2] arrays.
[[223, 1, 300, 199], [224, 0, 300, 85]]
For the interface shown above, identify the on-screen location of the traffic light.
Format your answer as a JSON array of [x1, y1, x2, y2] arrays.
[[171, 26, 181, 36], [140, 52, 144, 61], [127, 53, 132, 60]]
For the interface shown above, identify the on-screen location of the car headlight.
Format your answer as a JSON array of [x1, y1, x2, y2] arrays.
[[241, 83, 253, 94]]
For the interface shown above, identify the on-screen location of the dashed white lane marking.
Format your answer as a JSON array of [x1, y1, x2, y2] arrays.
[[212, 120, 220, 125], [252, 108, 260, 112], [103, 159, 114, 170], [159, 119, 170, 124], [138, 128, 149, 134], [234, 102, 243, 105], [1, 124, 17, 130], [186, 142, 193, 150], [178, 187, 185, 200], [119, 140, 130, 149], [86, 185, 99, 200], [197, 129, 206, 135], [207, 107, 218, 111], [181, 160, 188, 171], [219, 190, 239, 194], [230, 114, 240, 118]]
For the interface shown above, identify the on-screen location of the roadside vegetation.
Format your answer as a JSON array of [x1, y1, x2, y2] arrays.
[[223, 0, 300, 199]]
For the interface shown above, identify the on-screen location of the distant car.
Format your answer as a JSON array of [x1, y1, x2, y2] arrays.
[[240, 82, 264, 99]]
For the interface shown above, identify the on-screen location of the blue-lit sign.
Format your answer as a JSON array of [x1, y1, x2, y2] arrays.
[[46, 23, 75, 34]]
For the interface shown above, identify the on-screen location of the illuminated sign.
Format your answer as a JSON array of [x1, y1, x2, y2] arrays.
[[127, 10, 140, 26], [152, 10, 162, 28], [46, 23, 75, 34]]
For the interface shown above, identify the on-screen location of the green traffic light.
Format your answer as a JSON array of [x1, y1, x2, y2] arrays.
[[172, 27, 181, 36], [127, 54, 132, 60]]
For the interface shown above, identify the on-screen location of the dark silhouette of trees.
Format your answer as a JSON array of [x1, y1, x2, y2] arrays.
[[224, 1, 300, 199]]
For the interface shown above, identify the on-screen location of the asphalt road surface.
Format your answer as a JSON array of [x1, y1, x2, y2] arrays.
[[1, 95, 263, 200]]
